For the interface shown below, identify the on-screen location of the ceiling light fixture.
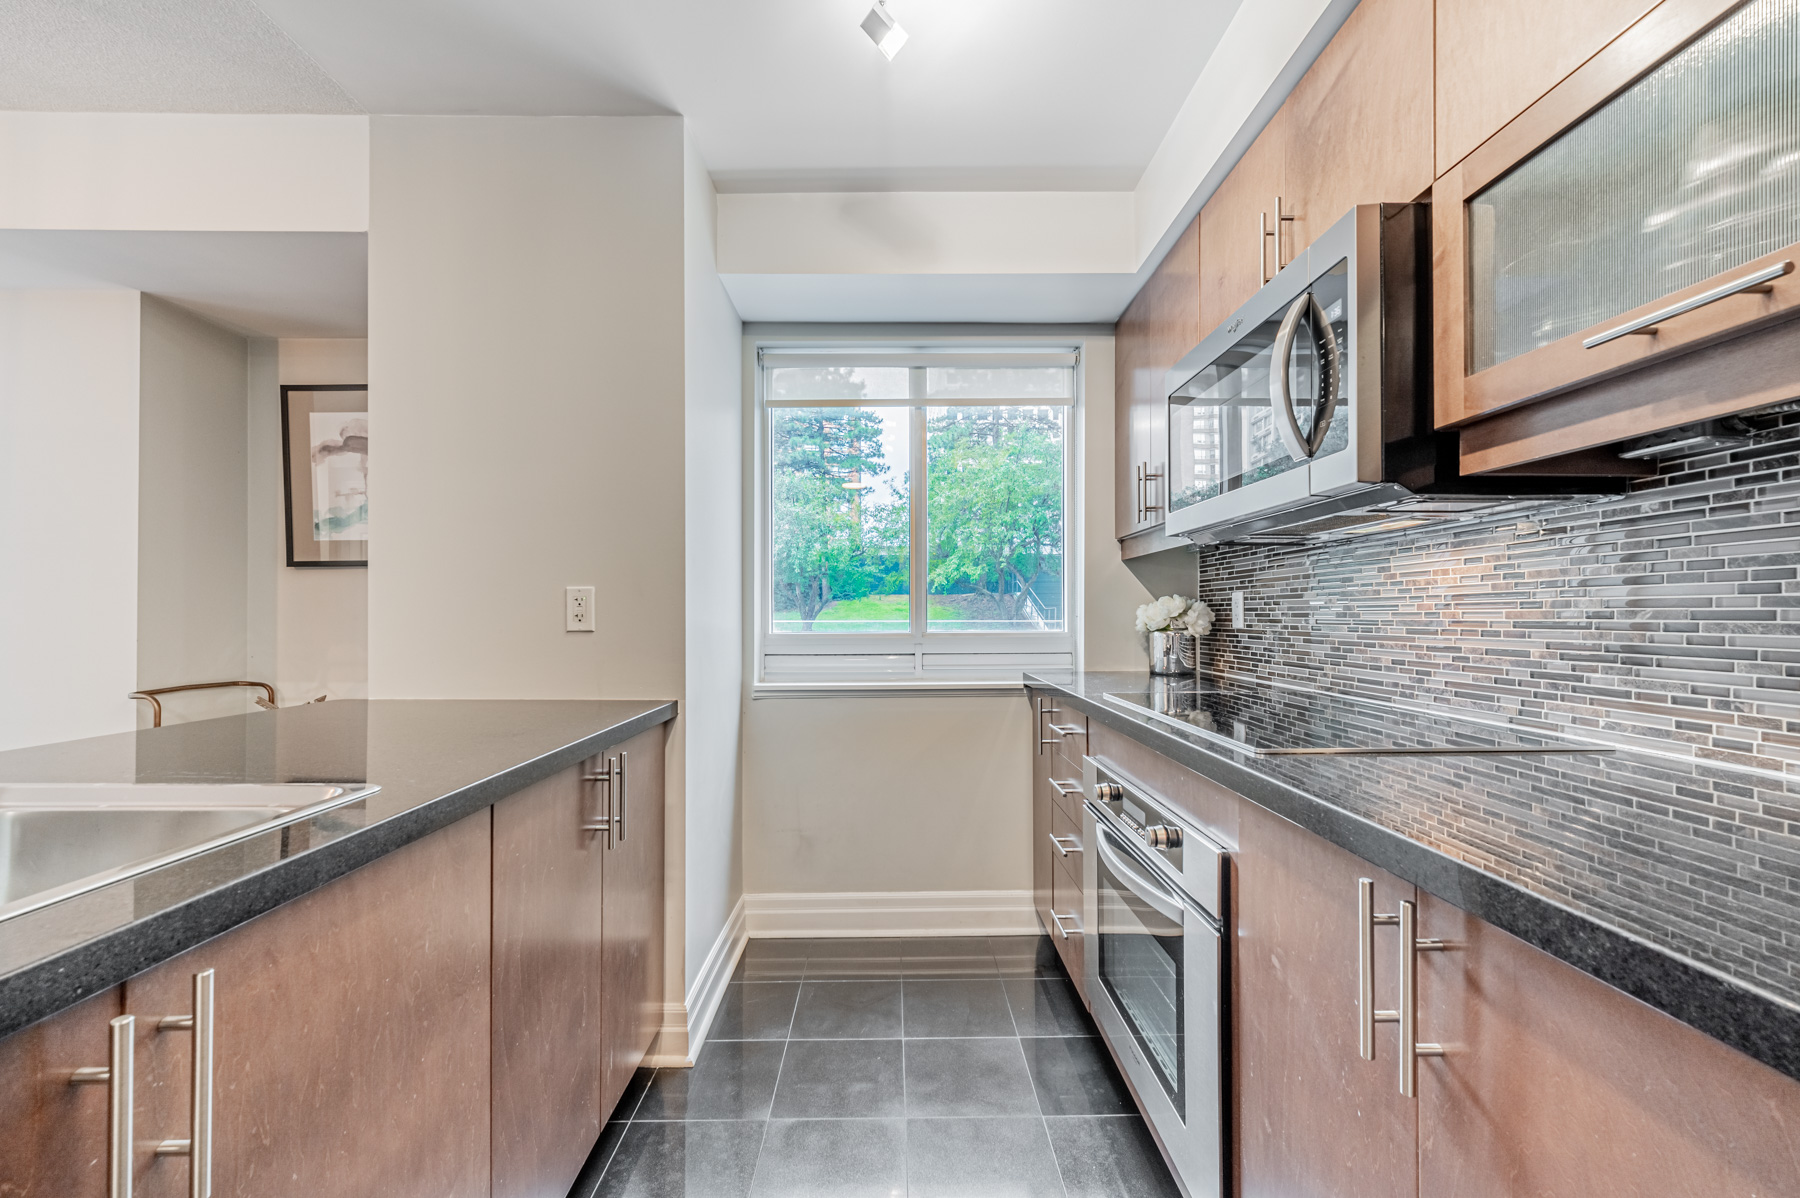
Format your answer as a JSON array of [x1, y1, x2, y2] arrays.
[[861, 1, 909, 59]]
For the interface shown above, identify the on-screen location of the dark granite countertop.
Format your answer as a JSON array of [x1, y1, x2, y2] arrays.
[[1027, 671, 1800, 1084], [0, 698, 675, 1039]]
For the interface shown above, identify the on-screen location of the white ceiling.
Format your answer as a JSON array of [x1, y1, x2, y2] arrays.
[[4, 0, 1244, 194], [0, 0, 358, 114], [0, 231, 368, 337]]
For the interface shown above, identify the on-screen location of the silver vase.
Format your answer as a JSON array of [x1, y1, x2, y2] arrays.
[[1148, 631, 1196, 676]]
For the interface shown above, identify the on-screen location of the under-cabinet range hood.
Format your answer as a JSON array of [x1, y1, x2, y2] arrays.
[[1162, 204, 1628, 545]]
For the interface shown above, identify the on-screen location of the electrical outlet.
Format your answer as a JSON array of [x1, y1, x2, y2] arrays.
[[565, 586, 595, 632], [1231, 591, 1245, 629]]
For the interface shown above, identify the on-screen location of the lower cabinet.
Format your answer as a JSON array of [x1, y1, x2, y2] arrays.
[[0, 987, 125, 1197], [128, 808, 494, 1198], [0, 725, 670, 1198], [1030, 690, 1087, 996], [1053, 703, 1800, 1198]]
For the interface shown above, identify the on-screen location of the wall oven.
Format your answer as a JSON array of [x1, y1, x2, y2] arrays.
[[1082, 758, 1228, 1198], [1161, 203, 1618, 545]]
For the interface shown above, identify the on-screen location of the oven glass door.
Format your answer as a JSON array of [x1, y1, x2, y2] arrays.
[[1094, 824, 1189, 1112]]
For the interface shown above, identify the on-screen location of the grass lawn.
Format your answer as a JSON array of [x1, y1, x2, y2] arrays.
[[774, 593, 965, 630]]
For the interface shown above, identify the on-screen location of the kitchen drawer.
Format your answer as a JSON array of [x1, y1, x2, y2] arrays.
[[1047, 799, 1084, 869], [1050, 714, 1090, 776], [1044, 767, 1083, 824], [1050, 852, 1085, 994]]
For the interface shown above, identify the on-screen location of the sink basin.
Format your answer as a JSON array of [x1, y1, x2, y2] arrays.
[[0, 783, 378, 922]]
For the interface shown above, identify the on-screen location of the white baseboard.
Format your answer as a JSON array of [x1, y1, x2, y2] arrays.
[[743, 889, 1037, 938], [647, 893, 748, 1067]]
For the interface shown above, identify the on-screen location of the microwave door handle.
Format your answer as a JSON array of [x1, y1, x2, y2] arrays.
[[1095, 829, 1188, 925], [1270, 291, 1341, 461]]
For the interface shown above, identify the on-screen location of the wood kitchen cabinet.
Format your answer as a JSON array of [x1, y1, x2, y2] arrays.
[[127, 810, 493, 1198], [1416, 899, 1800, 1197], [491, 765, 607, 1198], [600, 724, 666, 1118], [1434, 0, 1659, 176], [1198, 116, 1290, 340], [1115, 217, 1200, 543], [0, 987, 124, 1197], [1030, 690, 1088, 994]]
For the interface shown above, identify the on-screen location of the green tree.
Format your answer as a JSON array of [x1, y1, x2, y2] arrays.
[[924, 407, 1063, 624]]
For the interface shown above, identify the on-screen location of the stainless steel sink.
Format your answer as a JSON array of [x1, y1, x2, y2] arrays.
[[0, 783, 378, 922]]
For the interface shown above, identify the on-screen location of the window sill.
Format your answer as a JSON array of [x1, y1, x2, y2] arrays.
[[751, 680, 1028, 700]]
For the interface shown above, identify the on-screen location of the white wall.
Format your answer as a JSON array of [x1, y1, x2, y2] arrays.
[[682, 131, 745, 999], [267, 339, 369, 703], [0, 113, 369, 233], [136, 295, 251, 724], [0, 291, 141, 750], [739, 329, 1148, 917]]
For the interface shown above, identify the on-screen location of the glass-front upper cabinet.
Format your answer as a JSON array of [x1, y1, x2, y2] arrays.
[[1435, 0, 1800, 434]]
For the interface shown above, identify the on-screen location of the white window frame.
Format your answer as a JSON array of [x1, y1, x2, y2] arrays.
[[753, 342, 1082, 694]]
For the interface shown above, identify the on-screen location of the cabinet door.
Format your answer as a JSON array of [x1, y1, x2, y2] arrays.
[[1050, 851, 1085, 995], [1234, 801, 1419, 1198], [1198, 116, 1290, 340], [0, 988, 123, 1197], [1435, 0, 1658, 175], [127, 811, 492, 1198], [1115, 216, 1201, 539], [601, 724, 667, 1119], [1282, 0, 1434, 252], [492, 765, 608, 1198], [1416, 897, 1800, 1197], [1031, 694, 1056, 939]]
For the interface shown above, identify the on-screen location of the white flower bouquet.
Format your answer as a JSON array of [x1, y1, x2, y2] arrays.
[[1134, 594, 1215, 638]]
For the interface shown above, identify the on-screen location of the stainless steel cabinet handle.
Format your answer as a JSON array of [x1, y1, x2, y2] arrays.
[[1046, 722, 1085, 738], [1050, 911, 1082, 939], [1047, 779, 1082, 798], [1048, 833, 1081, 857], [616, 751, 628, 844], [582, 759, 616, 845], [1357, 879, 1400, 1060], [154, 970, 215, 1198], [71, 1014, 135, 1198], [1036, 698, 1060, 752], [1583, 260, 1791, 348], [1397, 900, 1446, 1098], [1135, 463, 1145, 523]]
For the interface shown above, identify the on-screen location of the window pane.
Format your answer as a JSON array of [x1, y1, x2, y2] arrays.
[[924, 366, 1072, 400], [770, 406, 911, 633], [768, 366, 910, 401], [924, 405, 1065, 633]]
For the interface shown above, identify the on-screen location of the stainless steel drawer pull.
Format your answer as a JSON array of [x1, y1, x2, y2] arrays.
[[1357, 878, 1400, 1061], [582, 759, 616, 845], [1583, 260, 1792, 348], [1047, 779, 1082, 797], [1050, 910, 1082, 939], [1048, 833, 1081, 857], [1397, 900, 1446, 1098], [1036, 698, 1060, 752], [616, 751, 628, 844], [154, 969, 215, 1198], [1046, 723, 1085, 738], [71, 1014, 135, 1198]]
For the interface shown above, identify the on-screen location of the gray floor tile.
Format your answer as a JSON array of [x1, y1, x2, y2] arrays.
[[1045, 1116, 1180, 1198], [904, 1116, 1067, 1198], [736, 939, 808, 981], [1003, 977, 1093, 1037], [1021, 1036, 1135, 1116], [770, 1039, 904, 1118], [791, 981, 904, 1039], [569, 1116, 631, 1198], [903, 1037, 1040, 1117], [990, 934, 1064, 977], [710, 982, 801, 1041], [635, 1041, 785, 1120], [802, 938, 905, 979], [902, 978, 1018, 1037], [902, 936, 998, 977], [594, 1120, 765, 1198], [748, 1119, 906, 1198]]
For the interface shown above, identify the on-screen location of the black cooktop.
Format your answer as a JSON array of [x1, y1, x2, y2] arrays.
[[1102, 685, 1609, 757]]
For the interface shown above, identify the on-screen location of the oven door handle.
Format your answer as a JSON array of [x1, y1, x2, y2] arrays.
[[1270, 289, 1341, 463], [1095, 826, 1189, 926]]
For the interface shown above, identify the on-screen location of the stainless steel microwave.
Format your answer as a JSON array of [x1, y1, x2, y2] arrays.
[[1162, 204, 1620, 544]]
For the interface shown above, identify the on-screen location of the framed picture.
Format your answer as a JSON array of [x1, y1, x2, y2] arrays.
[[281, 385, 369, 567]]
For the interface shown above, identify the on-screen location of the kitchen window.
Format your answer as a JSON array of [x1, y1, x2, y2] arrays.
[[756, 347, 1078, 688]]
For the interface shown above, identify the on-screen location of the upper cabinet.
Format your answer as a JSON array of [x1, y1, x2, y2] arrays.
[[1198, 0, 1435, 341], [1436, 0, 1800, 471], [1434, 0, 1660, 176], [1115, 216, 1200, 542]]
